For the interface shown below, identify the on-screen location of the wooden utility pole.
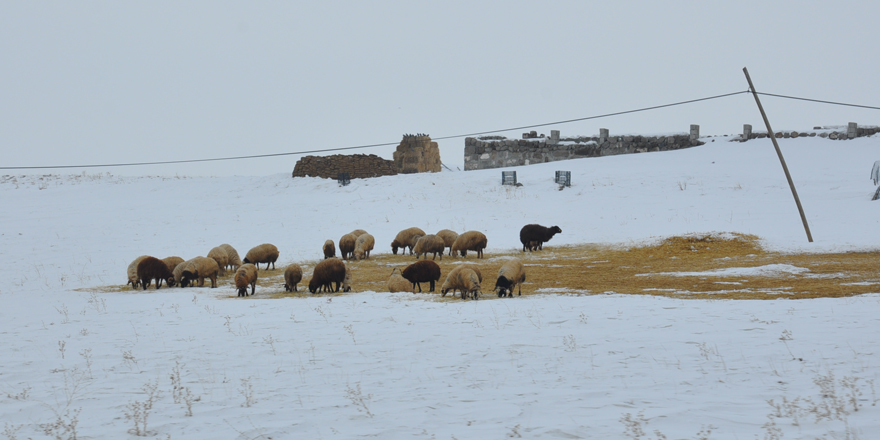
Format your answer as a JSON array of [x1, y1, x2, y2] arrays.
[[742, 67, 813, 242]]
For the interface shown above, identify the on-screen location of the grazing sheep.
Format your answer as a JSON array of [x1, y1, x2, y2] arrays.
[[413, 234, 445, 260], [387, 268, 414, 293], [494, 259, 526, 297], [323, 240, 336, 259], [161, 256, 184, 273], [243, 243, 279, 270], [451, 231, 488, 258], [349, 229, 368, 238], [339, 234, 357, 260], [401, 260, 441, 293], [219, 244, 242, 271], [207, 246, 229, 276], [519, 224, 562, 252], [283, 264, 303, 292], [353, 233, 375, 260], [136, 256, 175, 290], [172, 258, 190, 287], [235, 263, 258, 297], [440, 265, 483, 297], [436, 229, 459, 255], [391, 227, 426, 255], [308, 258, 347, 293], [180, 256, 220, 288], [127, 255, 150, 289], [441, 267, 481, 300]]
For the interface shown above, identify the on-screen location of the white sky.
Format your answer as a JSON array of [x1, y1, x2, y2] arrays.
[[2, 1, 879, 176]]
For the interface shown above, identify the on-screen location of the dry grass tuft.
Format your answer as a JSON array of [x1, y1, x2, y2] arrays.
[[88, 233, 880, 300]]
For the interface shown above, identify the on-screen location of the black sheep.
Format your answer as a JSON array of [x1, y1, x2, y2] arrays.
[[136, 256, 175, 290], [519, 224, 562, 252], [402, 260, 441, 292]]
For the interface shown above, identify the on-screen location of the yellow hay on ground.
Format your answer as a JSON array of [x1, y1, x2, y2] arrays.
[[89, 233, 880, 300]]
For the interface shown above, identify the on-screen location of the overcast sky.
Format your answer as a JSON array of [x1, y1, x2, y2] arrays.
[[2, 1, 879, 176]]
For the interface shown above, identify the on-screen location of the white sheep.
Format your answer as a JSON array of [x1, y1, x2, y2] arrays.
[[387, 267, 414, 293], [436, 229, 459, 255], [441, 267, 482, 300], [207, 246, 229, 276], [494, 258, 526, 297], [413, 234, 446, 260], [440, 264, 483, 297], [353, 233, 375, 260], [451, 231, 488, 258], [391, 227, 426, 255], [126, 255, 150, 289], [243, 243, 279, 270], [180, 256, 220, 288], [219, 244, 242, 271]]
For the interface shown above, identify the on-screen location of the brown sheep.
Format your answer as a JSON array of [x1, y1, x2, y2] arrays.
[[440, 264, 483, 297], [401, 260, 441, 293], [519, 224, 562, 252], [308, 258, 347, 293], [235, 263, 258, 296], [126, 255, 150, 289], [180, 256, 220, 288], [207, 246, 229, 276], [353, 233, 375, 260], [283, 264, 303, 292], [413, 234, 445, 260], [323, 240, 336, 259], [136, 256, 175, 290], [243, 243, 279, 270], [494, 258, 526, 297], [391, 227, 426, 255], [436, 229, 459, 255], [451, 231, 488, 258], [339, 234, 357, 260], [219, 244, 242, 271]]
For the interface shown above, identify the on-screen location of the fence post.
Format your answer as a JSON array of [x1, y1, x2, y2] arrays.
[[690, 124, 700, 140], [848, 122, 858, 139], [599, 128, 609, 144], [743, 124, 752, 140]]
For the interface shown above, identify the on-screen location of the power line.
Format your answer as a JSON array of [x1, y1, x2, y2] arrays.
[[0, 89, 751, 171], [755, 92, 880, 111]]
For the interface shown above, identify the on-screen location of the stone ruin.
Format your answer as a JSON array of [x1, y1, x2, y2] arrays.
[[291, 135, 442, 179]]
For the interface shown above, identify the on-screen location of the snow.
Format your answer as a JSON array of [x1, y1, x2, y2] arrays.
[[1, 135, 879, 439]]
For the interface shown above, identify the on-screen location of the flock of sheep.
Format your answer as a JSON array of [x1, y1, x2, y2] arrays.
[[125, 224, 562, 300]]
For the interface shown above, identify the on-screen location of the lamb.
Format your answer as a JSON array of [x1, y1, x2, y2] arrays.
[[308, 258, 347, 293], [386, 268, 414, 293], [401, 260, 441, 293], [323, 240, 336, 259], [391, 227, 426, 255], [339, 233, 357, 260], [441, 267, 482, 300], [180, 256, 220, 288], [207, 246, 229, 276], [243, 243, 279, 270], [436, 229, 459, 255], [494, 258, 526, 297], [219, 244, 242, 271], [519, 224, 562, 252], [353, 233, 375, 260], [283, 264, 303, 292], [234, 263, 258, 296], [451, 231, 488, 258], [126, 255, 150, 289], [413, 234, 445, 260], [136, 256, 175, 290], [440, 265, 483, 297]]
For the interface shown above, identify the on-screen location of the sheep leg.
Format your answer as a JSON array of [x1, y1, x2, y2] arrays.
[[414, 282, 422, 293], [334, 282, 340, 292], [429, 280, 435, 292]]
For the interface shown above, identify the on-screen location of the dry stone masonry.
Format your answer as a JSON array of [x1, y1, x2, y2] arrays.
[[464, 129, 703, 171], [292, 135, 442, 179], [738, 123, 880, 141]]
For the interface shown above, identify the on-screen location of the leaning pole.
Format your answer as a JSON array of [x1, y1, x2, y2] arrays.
[[742, 67, 813, 243]]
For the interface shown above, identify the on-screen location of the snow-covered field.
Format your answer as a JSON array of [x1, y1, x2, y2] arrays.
[[2, 135, 879, 439]]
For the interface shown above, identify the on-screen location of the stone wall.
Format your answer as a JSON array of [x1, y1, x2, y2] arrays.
[[291, 154, 397, 179], [393, 135, 442, 174], [464, 133, 702, 171], [737, 124, 880, 141]]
